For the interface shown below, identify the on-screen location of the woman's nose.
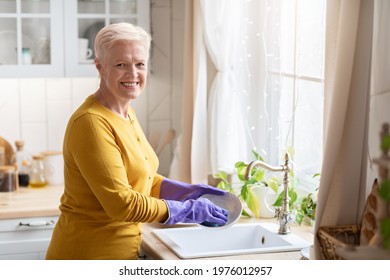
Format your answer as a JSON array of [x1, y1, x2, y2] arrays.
[[126, 65, 137, 76]]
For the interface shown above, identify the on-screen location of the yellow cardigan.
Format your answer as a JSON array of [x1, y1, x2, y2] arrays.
[[46, 95, 168, 260]]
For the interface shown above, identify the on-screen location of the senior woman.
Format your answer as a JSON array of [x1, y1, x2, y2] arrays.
[[45, 22, 228, 260]]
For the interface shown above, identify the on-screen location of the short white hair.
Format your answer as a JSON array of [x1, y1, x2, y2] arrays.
[[94, 22, 151, 61]]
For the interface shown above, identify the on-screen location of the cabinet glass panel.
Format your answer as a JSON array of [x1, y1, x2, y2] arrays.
[[110, 0, 137, 14], [0, 18, 17, 65], [110, 18, 136, 25], [0, 0, 16, 13], [21, 0, 50, 13], [78, 0, 104, 14], [78, 18, 105, 61], [22, 18, 50, 64]]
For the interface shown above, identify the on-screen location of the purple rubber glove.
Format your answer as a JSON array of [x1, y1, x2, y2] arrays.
[[160, 178, 226, 202], [164, 198, 229, 225]]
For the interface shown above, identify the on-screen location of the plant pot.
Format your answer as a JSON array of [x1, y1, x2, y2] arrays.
[[248, 185, 278, 218]]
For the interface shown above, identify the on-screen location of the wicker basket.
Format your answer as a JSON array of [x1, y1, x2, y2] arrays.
[[317, 224, 361, 259]]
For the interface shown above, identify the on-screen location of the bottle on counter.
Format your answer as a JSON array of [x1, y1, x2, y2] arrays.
[[0, 165, 19, 192], [11, 140, 32, 187], [29, 154, 47, 188]]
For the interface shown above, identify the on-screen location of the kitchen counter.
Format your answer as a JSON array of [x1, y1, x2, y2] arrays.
[[0, 185, 63, 219], [0, 186, 314, 260]]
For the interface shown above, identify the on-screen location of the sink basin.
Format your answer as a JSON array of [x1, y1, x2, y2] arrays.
[[152, 222, 311, 259]]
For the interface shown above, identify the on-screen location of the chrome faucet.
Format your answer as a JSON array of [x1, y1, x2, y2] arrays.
[[244, 153, 293, 234]]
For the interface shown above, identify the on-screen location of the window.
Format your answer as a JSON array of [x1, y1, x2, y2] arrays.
[[245, 0, 326, 192]]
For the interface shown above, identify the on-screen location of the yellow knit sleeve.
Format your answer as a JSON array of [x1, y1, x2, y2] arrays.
[[150, 174, 165, 198]]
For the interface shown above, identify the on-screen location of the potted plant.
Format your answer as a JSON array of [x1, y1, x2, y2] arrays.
[[214, 150, 294, 219], [214, 149, 322, 227]]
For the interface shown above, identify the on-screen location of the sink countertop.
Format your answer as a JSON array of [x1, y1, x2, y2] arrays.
[[0, 186, 314, 260], [141, 219, 314, 260]]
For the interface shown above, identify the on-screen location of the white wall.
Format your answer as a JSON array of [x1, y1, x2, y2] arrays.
[[0, 1, 185, 176]]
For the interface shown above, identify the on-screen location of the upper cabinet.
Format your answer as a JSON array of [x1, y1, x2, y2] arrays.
[[0, 0, 150, 78], [0, 0, 63, 77]]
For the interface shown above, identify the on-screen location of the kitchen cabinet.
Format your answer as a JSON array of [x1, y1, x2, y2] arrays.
[[0, 0, 63, 77], [0, 215, 58, 260], [0, 0, 150, 78]]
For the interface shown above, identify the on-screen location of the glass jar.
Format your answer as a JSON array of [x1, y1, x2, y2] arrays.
[[0, 165, 19, 192], [11, 140, 32, 187], [29, 154, 47, 188]]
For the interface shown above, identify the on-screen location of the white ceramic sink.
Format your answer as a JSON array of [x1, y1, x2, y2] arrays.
[[152, 222, 310, 259]]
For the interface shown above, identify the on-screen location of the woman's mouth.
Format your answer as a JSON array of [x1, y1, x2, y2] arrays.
[[121, 82, 139, 87]]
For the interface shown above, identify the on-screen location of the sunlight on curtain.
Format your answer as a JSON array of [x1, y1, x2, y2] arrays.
[[171, 0, 326, 190], [245, 0, 326, 192], [200, 0, 251, 175]]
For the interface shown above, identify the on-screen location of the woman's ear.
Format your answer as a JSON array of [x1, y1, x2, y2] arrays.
[[95, 58, 103, 74]]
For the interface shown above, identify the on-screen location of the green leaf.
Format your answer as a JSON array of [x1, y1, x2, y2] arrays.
[[272, 191, 283, 207], [268, 177, 279, 193], [379, 179, 390, 202], [380, 218, 390, 249], [295, 212, 304, 225], [241, 209, 251, 217], [288, 187, 298, 207], [217, 181, 234, 193], [235, 162, 248, 181], [214, 171, 228, 183], [246, 187, 260, 218], [252, 168, 265, 182], [240, 183, 249, 201], [252, 150, 264, 161], [381, 134, 390, 151]]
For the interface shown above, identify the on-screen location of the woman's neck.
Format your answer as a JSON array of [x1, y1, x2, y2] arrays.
[[93, 89, 130, 120]]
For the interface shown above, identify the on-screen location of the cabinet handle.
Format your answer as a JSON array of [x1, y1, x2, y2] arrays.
[[19, 220, 55, 227]]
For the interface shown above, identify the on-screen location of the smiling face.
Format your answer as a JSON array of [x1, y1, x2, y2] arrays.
[[96, 40, 148, 103]]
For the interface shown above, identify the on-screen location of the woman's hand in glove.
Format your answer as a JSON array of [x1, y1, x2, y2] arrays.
[[160, 178, 226, 202], [164, 198, 228, 225]]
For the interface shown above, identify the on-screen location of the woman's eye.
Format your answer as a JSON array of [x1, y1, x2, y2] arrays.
[[116, 63, 126, 68]]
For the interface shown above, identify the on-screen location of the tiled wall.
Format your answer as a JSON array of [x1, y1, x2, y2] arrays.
[[0, 0, 185, 176]]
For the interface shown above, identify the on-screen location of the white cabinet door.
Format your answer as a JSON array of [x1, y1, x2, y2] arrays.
[[63, 0, 150, 77], [0, 0, 64, 78], [0, 216, 58, 260], [0, 0, 150, 78]]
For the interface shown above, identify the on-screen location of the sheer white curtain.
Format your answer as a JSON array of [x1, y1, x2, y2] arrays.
[[170, 0, 253, 182], [314, 0, 374, 259], [200, 0, 250, 175], [169, 0, 207, 183]]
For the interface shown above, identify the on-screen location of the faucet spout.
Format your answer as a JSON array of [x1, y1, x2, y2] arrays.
[[245, 153, 293, 235]]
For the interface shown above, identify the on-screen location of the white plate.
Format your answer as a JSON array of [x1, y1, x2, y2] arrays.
[[0, 30, 34, 65], [199, 192, 242, 229]]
